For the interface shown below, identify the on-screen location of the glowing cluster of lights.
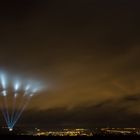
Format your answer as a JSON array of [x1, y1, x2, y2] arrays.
[[0, 72, 43, 131]]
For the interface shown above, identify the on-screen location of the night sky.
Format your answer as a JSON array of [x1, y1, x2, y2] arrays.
[[0, 0, 140, 128]]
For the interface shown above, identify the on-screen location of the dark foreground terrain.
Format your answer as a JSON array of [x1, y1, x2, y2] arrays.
[[0, 135, 140, 140], [0, 128, 140, 140]]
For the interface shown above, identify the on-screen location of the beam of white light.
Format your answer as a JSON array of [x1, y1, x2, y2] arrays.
[[1, 105, 9, 127], [10, 95, 17, 125], [32, 89, 37, 93], [24, 85, 31, 96], [0, 74, 7, 89], [12, 98, 31, 129], [14, 80, 20, 92], [12, 96, 26, 126], [32, 87, 40, 93], [27, 88, 38, 97], [25, 85, 30, 91], [0, 94, 9, 128], [4, 96, 10, 126], [0, 72, 44, 131]]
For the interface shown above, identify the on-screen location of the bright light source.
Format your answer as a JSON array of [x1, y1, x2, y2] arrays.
[[9, 128, 13, 131]]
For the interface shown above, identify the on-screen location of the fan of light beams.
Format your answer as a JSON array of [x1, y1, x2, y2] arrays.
[[0, 72, 42, 131]]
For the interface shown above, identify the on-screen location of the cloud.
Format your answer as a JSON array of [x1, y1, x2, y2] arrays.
[[0, 1, 140, 119], [17, 95, 140, 128]]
